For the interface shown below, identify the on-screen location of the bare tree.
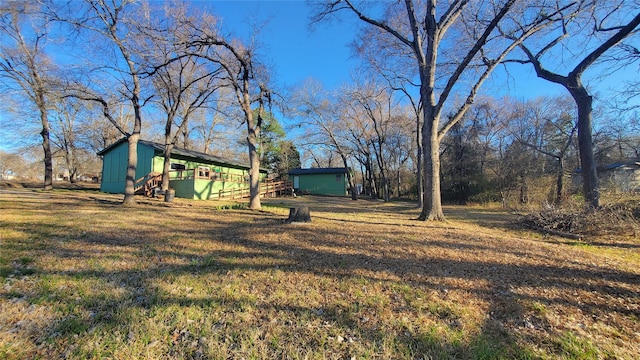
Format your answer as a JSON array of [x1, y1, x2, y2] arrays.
[[354, 24, 424, 205], [288, 79, 359, 199], [50, 97, 85, 183], [145, 31, 224, 195], [189, 89, 238, 154], [602, 115, 640, 161], [314, 0, 567, 220], [383, 109, 415, 199], [509, 97, 578, 203], [512, 1, 640, 208], [0, 150, 27, 179], [0, 1, 57, 190], [77, 104, 131, 155], [58, 0, 157, 206], [179, 11, 273, 210], [340, 79, 398, 201]]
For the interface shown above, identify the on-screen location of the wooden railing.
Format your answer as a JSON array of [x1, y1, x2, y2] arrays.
[[134, 172, 162, 196], [217, 180, 293, 200], [169, 169, 247, 183], [169, 169, 195, 180], [135, 170, 293, 200], [217, 186, 250, 200], [261, 180, 293, 198]]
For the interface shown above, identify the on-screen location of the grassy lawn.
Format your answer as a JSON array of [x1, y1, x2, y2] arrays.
[[1, 187, 638, 359]]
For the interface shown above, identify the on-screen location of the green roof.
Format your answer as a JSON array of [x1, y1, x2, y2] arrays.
[[289, 167, 349, 175], [98, 138, 265, 171]]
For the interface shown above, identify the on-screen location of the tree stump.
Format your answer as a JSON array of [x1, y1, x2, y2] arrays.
[[286, 207, 311, 223]]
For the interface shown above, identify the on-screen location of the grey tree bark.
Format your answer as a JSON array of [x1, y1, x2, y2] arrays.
[[314, 0, 553, 220], [0, 1, 55, 190], [519, 11, 640, 208], [180, 13, 271, 210]]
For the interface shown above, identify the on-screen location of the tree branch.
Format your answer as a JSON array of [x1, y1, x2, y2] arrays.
[[340, 0, 413, 48], [573, 12, 640, 79], [436, 0, 516, 114]]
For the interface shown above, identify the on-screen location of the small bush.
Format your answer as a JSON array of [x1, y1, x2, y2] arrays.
[[215, 203, 247, 210]]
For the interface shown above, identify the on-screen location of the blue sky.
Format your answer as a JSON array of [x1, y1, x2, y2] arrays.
[[1, 1, 634, 153], [206, 1, 637, 103], [207, 0, 361, 90]]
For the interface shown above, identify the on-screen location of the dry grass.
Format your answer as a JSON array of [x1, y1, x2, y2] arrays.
[[1, 187, 639, 359]]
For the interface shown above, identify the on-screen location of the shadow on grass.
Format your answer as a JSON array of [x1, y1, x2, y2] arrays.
[[1, 192, 638, 358]]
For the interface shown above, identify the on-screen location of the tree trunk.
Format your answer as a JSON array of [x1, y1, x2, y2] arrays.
[[181, 123, 190, 150], [419, 127, 445, 220], [419, 105, 445, 221], [62, 140, 77, 184], [556, 158, 564, 204], [122, 47, 143, 207], [371, 171, 379, 199], [569, 83, 599, 208], [37, 93, 53, 191], [246, 106, 261, 210], [248, 137, 261, 209], [122, 133, 139, 206], [383, 177, 390, 202], [40, 127, 53, 190], [396, 168, 401, 198], [237, 72, 262, 210], [67, 149, 77, 183], [339, 153, 357, 200], [416, 1, 444, 221], [378, 162, 390, 202], [162, 140, 173, 192], [416, 115, 423, 208], [365, 156, 377, 199], [286, 207, 311, 223], [519, 174, 529, 204]]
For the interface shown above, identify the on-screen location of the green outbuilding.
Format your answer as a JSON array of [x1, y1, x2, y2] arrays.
[[288, 167, 350, 196], [98, 138, 268, 200]]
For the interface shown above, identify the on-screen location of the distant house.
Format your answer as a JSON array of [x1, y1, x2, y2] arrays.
[[574, 160, 640, 193], [0, 171, 15, 180], [288, 167, 350, 196], [98, 138, 273, 200]]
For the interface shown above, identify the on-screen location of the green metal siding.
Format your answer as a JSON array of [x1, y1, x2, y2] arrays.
[[190, 167, 249, 200], [192, 177, 240, 200], [100, 141, 156, 193], [139, 146, 154, 177], [99, 141, 126, 193], [171, 178, 195, 199], [153, 156, 213, 174], [160, 158, 251, 200], [297, 173, 348, 196], [100, 140, 264, 200]]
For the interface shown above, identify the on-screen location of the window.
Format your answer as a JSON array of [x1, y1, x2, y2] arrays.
[[198, 166, 210, 178], [171, 163, 186, 170], [336, 174, 342, 182]]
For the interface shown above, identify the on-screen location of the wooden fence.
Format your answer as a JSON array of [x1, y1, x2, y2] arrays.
[[217, 180, 293, 200]]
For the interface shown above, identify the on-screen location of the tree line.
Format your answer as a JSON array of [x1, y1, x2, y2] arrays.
[[289, 85, 639, 207], [0, 0, 296, 209], [1, 0, 638, 220]]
